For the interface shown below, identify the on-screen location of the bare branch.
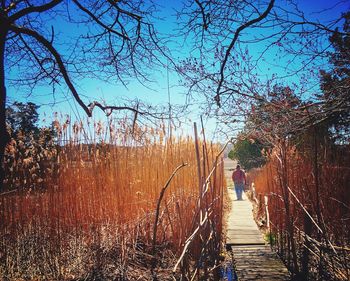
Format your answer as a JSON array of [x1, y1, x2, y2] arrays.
[[72, 0, 130, 41], [194, 0, 209, 31], [88, 101, 145, 116], [106, 0, 142, 21], [151, 162, 188, 277], [215, 0, 275, 106], [9, 23, 91, 116], [9, 0, 63, 22], [18, 33, 58, 83]]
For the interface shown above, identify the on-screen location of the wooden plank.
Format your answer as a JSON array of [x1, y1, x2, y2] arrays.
[[227, 229, 262, 233], [232, 245, 291, 280], [226, 195, 265, 245]]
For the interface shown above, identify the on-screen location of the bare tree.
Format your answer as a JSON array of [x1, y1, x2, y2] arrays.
[[0, 0, 168, 190], [176, 0, 349, 130]]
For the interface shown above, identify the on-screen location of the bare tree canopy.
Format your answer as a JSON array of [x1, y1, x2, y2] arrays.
[[1, 0, 349, 189], [176, 0, 349, 124], [3, 0, 167, 114], [0, 0, 168, 189]]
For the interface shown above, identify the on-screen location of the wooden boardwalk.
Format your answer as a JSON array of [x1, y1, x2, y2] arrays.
[[224, 158, 291, 281]]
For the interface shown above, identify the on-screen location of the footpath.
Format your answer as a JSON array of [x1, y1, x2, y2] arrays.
[[224, 158, 290, 281]]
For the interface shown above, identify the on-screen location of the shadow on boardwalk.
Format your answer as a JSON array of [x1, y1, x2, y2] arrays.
[[224, 158, 291, 281]]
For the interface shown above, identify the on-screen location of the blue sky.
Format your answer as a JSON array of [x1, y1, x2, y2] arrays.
[[6, 0, 350, 142]]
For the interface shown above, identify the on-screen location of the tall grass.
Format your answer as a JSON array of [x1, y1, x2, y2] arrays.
[[0, 118, 225, 280], [251, 143, 350, 281]]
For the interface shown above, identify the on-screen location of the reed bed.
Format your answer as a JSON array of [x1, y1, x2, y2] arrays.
[[0, 118, 225, 280], [251, 143, 350, 281]]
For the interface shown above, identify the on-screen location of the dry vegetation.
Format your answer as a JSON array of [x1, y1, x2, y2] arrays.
[[250, 144, 350, 281], [0, 118, 225, 280]]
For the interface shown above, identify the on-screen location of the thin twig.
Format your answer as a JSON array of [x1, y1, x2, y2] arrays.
[[151, 162, 188, 278]]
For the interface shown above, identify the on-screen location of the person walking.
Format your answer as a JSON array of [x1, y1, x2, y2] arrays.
[[232, 164, 246, 200]]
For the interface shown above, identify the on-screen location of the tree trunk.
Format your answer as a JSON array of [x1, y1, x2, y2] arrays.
[[0, 23, 9, 191]]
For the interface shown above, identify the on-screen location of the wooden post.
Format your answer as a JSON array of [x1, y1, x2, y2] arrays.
[[264, 195, 270, 229], [252, 182, 258, 203]]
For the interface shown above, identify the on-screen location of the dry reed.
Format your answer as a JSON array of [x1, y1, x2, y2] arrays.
[[0, 117, 225, 280], [250, 144, 350, 281]]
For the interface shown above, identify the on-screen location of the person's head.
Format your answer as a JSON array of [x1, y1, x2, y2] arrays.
[[236, 164, 241, 170]]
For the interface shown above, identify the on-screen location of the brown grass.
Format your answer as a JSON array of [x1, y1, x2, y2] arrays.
[[0, 118, 225, 280], [250, 145, 350, 281]]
